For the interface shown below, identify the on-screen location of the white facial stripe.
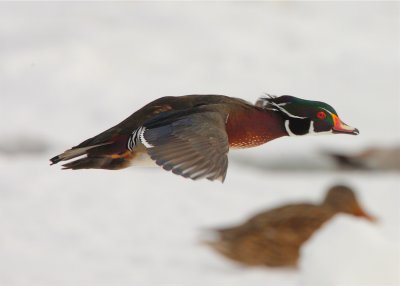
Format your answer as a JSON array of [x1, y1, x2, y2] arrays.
[[271, 102, 307, 119], [321, 108, 333, 115]]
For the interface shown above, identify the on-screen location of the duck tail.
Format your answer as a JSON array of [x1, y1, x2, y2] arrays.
[[50, 134, 134, 170], [50, 143, 110, 165]]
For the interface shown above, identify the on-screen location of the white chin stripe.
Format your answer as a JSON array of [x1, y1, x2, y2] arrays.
[[285, 120, 297, 136], [309, 121, 334, 136], [285, 120, 333, 136], [309, 121, 317, 135]]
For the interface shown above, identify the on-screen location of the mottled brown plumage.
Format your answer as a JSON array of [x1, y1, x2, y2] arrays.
[[205, 185, 375, 267]]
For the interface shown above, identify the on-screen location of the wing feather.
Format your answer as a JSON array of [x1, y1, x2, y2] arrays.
[[142, 110, 229, 182]]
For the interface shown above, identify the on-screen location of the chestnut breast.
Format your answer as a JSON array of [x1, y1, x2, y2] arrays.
[[225, 107, 287, 148]]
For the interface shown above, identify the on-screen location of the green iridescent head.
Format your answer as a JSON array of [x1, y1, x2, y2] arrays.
[[256, 95, 359, 136]]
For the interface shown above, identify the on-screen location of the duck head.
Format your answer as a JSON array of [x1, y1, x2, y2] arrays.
[[322, 185, 376, 222], [256, 95, 359, 136]]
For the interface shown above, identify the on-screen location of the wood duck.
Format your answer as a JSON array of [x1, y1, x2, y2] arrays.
[[204, 185, 375, 267], [50, 94, 359, 182]]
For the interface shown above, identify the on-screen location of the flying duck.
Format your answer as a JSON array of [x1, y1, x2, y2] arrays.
[[50, 94, 359, 182]]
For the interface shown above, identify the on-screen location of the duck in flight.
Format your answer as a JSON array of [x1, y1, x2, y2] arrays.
[[50, 94, 359, 182]]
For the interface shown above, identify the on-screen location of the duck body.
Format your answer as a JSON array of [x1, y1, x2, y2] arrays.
[[51, 94, 358, 182], [328, 145, 400, 171], [205, 185, 375, 267], [209, 204, 334, 267]]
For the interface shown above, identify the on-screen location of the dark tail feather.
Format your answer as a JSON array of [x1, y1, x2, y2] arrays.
[[50, 143, 111, 165], [50, 138, 134, 170]]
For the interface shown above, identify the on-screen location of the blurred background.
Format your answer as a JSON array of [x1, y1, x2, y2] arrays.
[[0, 2, 399, 286]]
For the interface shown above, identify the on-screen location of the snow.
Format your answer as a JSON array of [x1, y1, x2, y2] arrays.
[[1, 160, 398, 286], [300, 215, 400, 286], [0, 2, 399, 286]]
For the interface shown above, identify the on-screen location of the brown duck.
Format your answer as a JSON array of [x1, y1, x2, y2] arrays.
[[328, 145, 400, 171], [204, 185, 375, 267], [50, 94, 359, 182]]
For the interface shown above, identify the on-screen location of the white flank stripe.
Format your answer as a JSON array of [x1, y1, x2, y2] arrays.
[[139, 127, 154, 148], [127, 126, 154, 150], [127, 136, 133, 151]]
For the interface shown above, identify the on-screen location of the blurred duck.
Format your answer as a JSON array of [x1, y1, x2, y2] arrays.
[[204, 185, 375, 267], [328, 145, 400, 171]]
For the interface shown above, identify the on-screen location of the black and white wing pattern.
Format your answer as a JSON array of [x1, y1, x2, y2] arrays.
[[132, 109, 229, 182]]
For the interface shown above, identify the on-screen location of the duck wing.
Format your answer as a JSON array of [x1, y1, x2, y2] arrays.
[[139, 108, 229, 182]]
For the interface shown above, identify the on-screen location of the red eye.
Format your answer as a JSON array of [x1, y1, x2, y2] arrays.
[[317, 111, 326, 119]]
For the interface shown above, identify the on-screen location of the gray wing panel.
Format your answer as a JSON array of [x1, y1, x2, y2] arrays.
[[143, 111, 229, 182]]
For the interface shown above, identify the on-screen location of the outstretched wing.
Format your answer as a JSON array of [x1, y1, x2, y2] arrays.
[[139, 109, 229, 182]]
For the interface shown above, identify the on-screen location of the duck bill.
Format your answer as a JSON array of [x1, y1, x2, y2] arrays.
[[353, 204, 377, 222], [332, 114, 359, 135]]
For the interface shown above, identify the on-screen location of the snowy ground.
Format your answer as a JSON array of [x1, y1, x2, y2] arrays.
[[0, 2, 399, 286]]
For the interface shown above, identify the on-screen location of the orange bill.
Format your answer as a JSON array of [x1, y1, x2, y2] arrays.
[[332, 114, 359, 135]]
